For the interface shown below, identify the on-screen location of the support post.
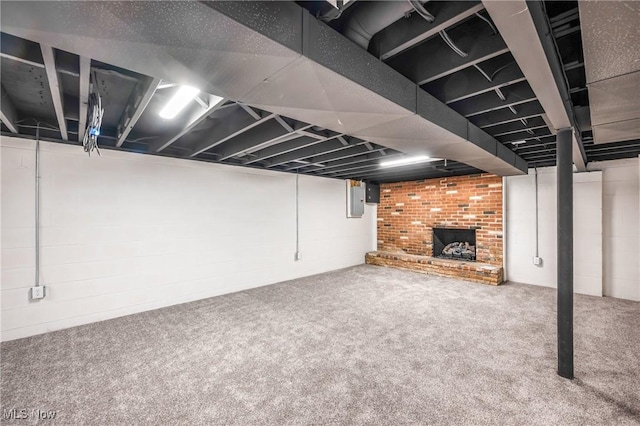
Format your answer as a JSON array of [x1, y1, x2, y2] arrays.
[[557, 127, 574, 379]]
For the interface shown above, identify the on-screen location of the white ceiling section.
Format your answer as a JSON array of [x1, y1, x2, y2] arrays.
[[0, 0, 527, 177], [482, 0, 586, 171], [579, 1, 640, 144]]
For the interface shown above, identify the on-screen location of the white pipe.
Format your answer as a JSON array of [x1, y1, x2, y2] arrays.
[[35, 123, 41, 287]]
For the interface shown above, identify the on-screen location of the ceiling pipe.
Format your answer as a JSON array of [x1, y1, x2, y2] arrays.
[[342, 1, 427, 49]]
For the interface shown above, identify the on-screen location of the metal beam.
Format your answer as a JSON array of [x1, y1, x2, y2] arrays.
[[497, 128, 552, 144], [214, 119, 292, 161], [190, 110, 275, 157], [486, 116, 548, 137], [372, 1, 485, 61], [0, 85, 18, 133], [40, 44, 68, 140], [470, 101, 545, 128], [116, 77, 161, 147], [153, 95, 226, 152], [556, 128, 574, 380], [450, 81, 536, 117], [484, 0, 587, 171], [243, 136, 321, 165], [387, 26, 509, 85], [311, 150, 389, 172], [77, 57, 91, 142], [264, 137, 351, 168], [424, 58, 526, 104]]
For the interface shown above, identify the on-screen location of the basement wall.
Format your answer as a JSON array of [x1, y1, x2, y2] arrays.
[[505, 158, 640, 301], [0, 136, 376, 341]]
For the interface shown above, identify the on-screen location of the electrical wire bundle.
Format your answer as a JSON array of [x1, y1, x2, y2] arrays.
[[82, 77, 104, 156]]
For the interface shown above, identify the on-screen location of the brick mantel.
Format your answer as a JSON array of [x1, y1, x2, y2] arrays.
[[374, 173, 503, 269]]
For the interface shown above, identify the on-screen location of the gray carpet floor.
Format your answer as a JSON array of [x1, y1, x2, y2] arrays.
[[1, 265, 639, 425]]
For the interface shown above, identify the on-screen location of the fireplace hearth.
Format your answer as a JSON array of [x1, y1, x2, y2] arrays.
[[433, 228, 476, 261]]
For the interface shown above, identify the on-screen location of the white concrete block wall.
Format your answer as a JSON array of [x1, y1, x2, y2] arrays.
[[505, 158, 640, 301], [1, 136, 376, 341], [595, 158, 639, 300], [505, 168, 603, 297]]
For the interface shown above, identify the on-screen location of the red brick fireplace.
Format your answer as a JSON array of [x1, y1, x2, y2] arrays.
[[365, 173, 504, 285]]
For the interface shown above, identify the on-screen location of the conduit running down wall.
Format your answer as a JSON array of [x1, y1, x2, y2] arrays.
[[1, 1, 527, 176]]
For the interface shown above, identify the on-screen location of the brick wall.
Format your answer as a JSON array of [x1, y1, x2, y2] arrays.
[[377, 173, 503, 266]]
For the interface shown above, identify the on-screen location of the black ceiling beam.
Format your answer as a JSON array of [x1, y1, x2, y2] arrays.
[[152, 97, 230, 153], [497, 128, 552, 144], [449, 81, 536, 117], [386, 20, 509, 85], [116, 76, 161, 148], [242, 135, 324, 166], [0, 85, 18, 133], [189, 109, 275, 157], [364, 167, 481, 184], [470, 100, 545, 128], [284, 143, 387, 171], [264, 137, 355, 168], [493, 124, 550, 138], [485, 116, 548, 137], [212, 119, 292, 161], [335, 161, 474, 181], [314, 151, 395, 174], [370, 1, 485, 61], [423, 54, 526, 104]]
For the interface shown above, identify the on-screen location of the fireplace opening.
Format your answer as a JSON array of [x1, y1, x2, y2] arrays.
[[433, 228, 476, 261]]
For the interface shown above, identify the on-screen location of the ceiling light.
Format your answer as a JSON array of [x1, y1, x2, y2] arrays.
[[159, 86, 200, 119], [511, 140, 527, 145], [380, 155, 434, 168]]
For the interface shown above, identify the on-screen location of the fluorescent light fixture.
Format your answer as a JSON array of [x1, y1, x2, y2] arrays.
[[159, 86, 200, 119], [380, 155, 433, 168], [511, 140, 527, 146]]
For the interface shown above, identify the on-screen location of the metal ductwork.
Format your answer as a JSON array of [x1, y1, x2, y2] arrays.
[[341, 1, 418, 50], [579, 1, 640, 144], [0, 0, 527, 176]]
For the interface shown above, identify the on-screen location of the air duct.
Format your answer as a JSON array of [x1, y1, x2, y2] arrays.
[[341, 1, 418, 49], [0, 0, 527, 176]]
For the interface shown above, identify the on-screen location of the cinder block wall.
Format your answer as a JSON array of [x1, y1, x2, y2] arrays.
[[1, 137, 377, 341], [376, 174, 503, 265]]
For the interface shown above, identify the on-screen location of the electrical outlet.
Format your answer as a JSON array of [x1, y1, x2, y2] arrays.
[[30, 286, 45, 300], [295, 252, 302, 261], [533, 256, 542, 266]]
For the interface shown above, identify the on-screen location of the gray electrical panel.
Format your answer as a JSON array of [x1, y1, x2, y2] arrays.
[[349, 184, 365, 217]]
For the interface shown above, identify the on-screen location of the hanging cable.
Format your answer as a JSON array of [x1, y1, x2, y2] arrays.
[[408, 0, 435, 22], [475, 12, 497, 35], [534, 167, 539, 259], [439, 29, 468, 57], [490, 61, 516, 81], [82, 71, 104, 156], [473, 64, 493, 82]]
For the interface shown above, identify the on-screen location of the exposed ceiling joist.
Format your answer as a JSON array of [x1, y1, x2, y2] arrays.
[[314, 150, 389, 172], [242, 136, 321, 166], [77, 57, 91, 143], [310, 144, 384, 164], [116, 77, 161, 148], [483, 0, 587, 171], [425, 60, 525, 104], [373, 1, 485, 61], [264, 137, 353, 168], [450, 81, 536, 117], [190, 110, 276, 157], [387, 29, 509, 85], [40, 44, 68, 140], [0, 85, 18, 133], [153, 94, 226, 153], [471, 101, 545, 128], [214, 119, 293, 161]]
